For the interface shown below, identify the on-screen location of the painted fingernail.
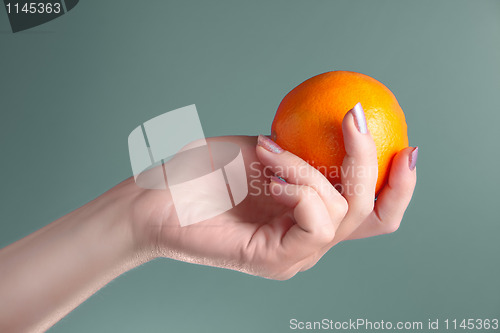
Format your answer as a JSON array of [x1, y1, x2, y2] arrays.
[[409, 147, 418, 171], [351, 102, 367, 134], [270, 175, 287, 184], [257, 134, 283, 154]]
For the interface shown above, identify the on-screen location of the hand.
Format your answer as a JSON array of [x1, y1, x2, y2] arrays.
[[128, 108, 418, 280], [0, 106, 418, 332]]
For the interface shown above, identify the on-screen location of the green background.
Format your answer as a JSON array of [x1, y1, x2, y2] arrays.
[[1, 0, 499, 332]]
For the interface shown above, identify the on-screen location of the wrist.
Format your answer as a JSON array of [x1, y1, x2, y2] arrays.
[[91, 179, 152, 266], [103, 177, 176, 262], [0, 179, 152, 332]]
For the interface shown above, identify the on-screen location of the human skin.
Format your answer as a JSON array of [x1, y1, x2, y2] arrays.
[[0, 105, 417, 332]]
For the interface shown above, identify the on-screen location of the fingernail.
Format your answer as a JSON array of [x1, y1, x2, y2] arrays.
[[409, 147, 418, 171], [258, 134, 283, 154], [351, 102, 367, 134], [270, 175, 287, 184]]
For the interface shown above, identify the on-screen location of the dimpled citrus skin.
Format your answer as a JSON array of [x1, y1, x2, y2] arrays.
[[271, 71, 408, 194]]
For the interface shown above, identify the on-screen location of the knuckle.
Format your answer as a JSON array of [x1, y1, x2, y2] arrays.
[[282, 153, 315, 179], [355, 145, 378, 166], [293, 160, 310, 179], [354, 141, 377, 159], [383, 221, 401, 234], [300, 186, 320, 201], [324, 229, 336, 243], [360, 202, 374, 217], [367, 143, 378, 161], [315, 223, 336, 244], [349, 202, 373, 219], [337, 199, 349, 217]]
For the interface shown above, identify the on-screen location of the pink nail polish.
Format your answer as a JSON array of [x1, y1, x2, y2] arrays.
[[270, 175, 287, 184], [351, 102, 368, 134], [409, 147, 418, 171], [258, 134, 283, 154]]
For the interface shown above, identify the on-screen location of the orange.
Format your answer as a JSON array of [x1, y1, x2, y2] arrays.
[[271, 71, 408, 194]]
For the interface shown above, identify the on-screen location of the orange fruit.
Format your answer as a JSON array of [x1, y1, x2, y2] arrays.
[[271, 71, 408, 194]]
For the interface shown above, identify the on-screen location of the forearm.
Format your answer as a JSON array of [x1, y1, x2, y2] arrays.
[[0, 184, 146, 332]]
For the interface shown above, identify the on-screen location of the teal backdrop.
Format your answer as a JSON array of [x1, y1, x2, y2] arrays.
[[1, 1, 499, 332]]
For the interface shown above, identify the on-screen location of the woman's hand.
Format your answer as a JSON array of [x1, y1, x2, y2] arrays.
[[0, 104, 417, 332], [129, 105, 418, 280]]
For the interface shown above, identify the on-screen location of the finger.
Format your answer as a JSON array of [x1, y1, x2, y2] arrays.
[[340, 103, 378, 207], [256, 135, 348, 224], [344, 146, 418, 240], [334, 103, 378, 239], [268, 177, 337, 262]]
